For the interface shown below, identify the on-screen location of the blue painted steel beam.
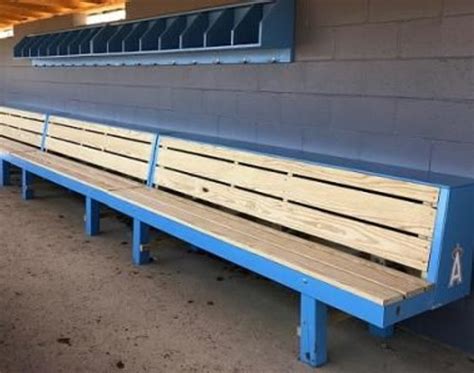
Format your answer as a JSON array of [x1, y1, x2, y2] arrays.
[[21, 169, 34, 200], [0, 160, 11, 186], [133, 218, 151, 265], [85, 196, 100, 236], [300, 294, 327, 367]]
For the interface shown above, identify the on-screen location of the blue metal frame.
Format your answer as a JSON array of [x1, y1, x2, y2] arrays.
[[0, 159, 10, 186], [133, 219, 151, 265], [85, 196, 100, 236], [146, 134, 160, 188], [21, 169, 34, 200], [40, 113, 50, 151], [300, 295, 327, 367]]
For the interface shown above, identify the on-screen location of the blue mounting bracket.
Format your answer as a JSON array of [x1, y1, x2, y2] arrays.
[[14, 0, 295, 67]]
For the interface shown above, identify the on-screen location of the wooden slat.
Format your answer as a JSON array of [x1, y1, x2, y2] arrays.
[[0, 137, 38, 154], [46, 137, 149, 181], [0, 106, 44, 121], [0, 115, 44, 134], [49, 116, 154, 143], [48, 123, 151, 161], [114, 187, 430, 305], [156, 168, 431, 271], [160, 137, 440, 204], [17, 151, 143, 192], [159, 147, 437, 236], [1, 126, 42, 147]]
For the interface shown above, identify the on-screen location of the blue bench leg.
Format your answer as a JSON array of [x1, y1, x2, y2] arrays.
[[133, 218, 150, 265], [300, 294, 328, 367], [85, 196, 100, 236], [369, 325, 394, 339], [21, 169, 34, 200], [0, 160, 11, 186]]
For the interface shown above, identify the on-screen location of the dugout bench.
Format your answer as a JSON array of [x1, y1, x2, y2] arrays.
[[0, 105, 473, 368]]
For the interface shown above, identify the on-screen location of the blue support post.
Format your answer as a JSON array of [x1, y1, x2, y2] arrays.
[[369, 324, 394, 339], [85, 196, 100, 236], [0, 160, 11, 186], [300, 294, 327, 367], [133, 218, 150, 265], [21, 169, 34, 200]]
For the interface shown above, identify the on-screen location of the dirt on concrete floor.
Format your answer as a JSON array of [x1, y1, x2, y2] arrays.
[[0, 179, 473, 373]]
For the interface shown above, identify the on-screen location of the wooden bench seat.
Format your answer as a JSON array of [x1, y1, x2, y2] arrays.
[[0, 137, 38, 155], [113, 186, 431, 305], [16, 151, 143, 192], [1, 106, 473, 369]]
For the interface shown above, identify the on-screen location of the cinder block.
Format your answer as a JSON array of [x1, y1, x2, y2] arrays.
[[431, 141, 474, 177], [304, 61, 368, 96], [369, 0, 442, 22], [297, 0, 368, 27], [400, 18, 442, 58], [258, 63, 306, 93], [335, 23, 399, 60], [364, 59, 473, 100], [302, 127, 361, 158], [443, 0, 474, 15], [281, 94, 331, 127], [213, 65, 259, 91], [237, 92, 281, 123], [218, 116, 257, 143], [295, 25, 335, 61], [203, 90, 237, 117], [256, 123, 303, 150], [396, 100, 474, 142], [442, 15, 474, 57], [171, 88, 204, 114], [331, 96, 396, 134], [359, 134, 432, 171]]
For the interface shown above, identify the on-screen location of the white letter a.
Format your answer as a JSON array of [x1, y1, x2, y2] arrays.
[[449, 246, 463, 288]]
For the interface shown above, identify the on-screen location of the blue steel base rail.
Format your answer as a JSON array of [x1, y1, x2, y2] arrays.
[[1, 153, 459, 368]]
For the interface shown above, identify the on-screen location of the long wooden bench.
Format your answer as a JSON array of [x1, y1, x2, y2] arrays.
[[1, 105, 473, 368]]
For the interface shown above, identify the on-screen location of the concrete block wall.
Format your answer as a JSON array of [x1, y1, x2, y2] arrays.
[[0, 0, 473, 352], [1, 0, 473, 177]]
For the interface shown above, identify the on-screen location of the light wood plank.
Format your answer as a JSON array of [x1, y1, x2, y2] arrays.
[[159, 147, 437, 236], [114, 187, 429, 305], [1, 126, 42, 147], [48, 123, 152, 161], [0, 114, 44, 133], [18, 151, 143, 192], [49, 116, 154, 143], [160, 137, 440, 204], [156, 168, 430, 271], [46, 137, 149, 181], [0, 137, 38, 154], [0, 106, 44, 121]]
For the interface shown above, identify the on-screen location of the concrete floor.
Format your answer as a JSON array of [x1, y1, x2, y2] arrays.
[[0, 178, 473, 373]]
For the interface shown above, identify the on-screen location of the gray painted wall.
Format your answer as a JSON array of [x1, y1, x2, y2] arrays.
[[0, 0, 473, 352]]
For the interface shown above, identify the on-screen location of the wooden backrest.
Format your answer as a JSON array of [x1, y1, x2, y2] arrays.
[[155, 136, 441, 273], [45, 116, 155, 182], [0, 106, 45, 148]]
